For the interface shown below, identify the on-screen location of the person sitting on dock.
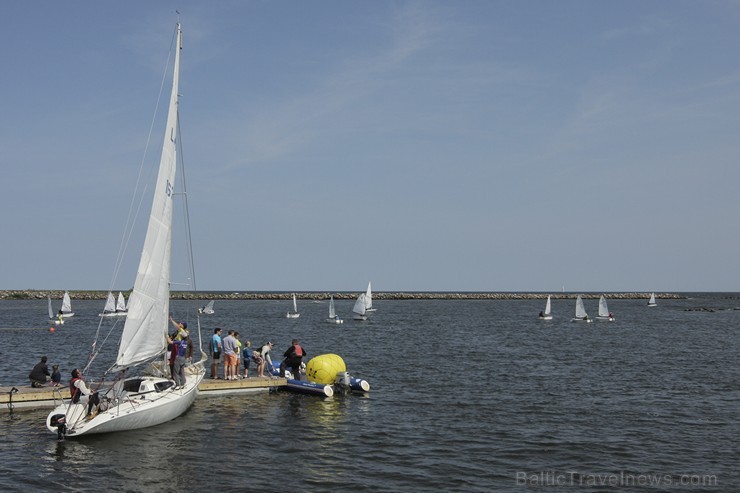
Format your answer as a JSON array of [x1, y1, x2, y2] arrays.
[[283, 339, 307, 381], [70, 368, 100, 418], [29, 356, 51, 388], [51, 364, 61, 386]]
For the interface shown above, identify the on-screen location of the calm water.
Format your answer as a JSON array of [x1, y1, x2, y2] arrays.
[[0, 294, 738, 492]]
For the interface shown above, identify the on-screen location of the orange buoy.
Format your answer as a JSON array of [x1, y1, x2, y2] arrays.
[[49, 327, 55, 333]]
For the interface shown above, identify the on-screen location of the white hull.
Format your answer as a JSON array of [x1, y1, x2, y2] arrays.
[[59, 312, 75, 318], [286, 312, 300, 319], [353, 314, 367, 321], [596, 316, 615, 322], [99, 311, 128, 318], [47, 370, 204, 437], [571, 317, 593, 323], [49, 318, 64, 325], [326, 317, 344, 324], [538, 315, 553, 320]]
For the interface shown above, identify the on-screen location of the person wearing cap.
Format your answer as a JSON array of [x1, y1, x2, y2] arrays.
[[168, 316, 189, 389]]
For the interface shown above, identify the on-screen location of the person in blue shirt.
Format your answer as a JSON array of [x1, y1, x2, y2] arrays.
[[210, 327, 223, 379], [242, 341, 253, 378]]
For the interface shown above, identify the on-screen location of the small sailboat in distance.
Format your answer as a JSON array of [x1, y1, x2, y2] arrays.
[[353, 293, 368, 321], [326, 295, 344, 324], [100, 291, 128, 317], [538, 295, 553, 320], [198, 300, 215, 315], [570, 295, 592, 323], [596, 295, 615, 321], [286, 293, 300, 318], [60, 291, 75, 318], [48, 295, 64, 325], [647, 293, 657, 307], [364, 282, 376, 313]]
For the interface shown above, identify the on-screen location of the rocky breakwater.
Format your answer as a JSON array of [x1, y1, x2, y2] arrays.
[[0, 290, 684, 301]]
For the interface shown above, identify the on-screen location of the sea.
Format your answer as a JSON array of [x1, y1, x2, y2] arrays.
[[0, 294, 738, 492]]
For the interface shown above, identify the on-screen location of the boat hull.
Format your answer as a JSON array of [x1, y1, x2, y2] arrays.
[[99, 312, 128, 318], [46, 370, 204, 438], [570, 318, 593, 323], [326, 317, 344, 324], [286, 313, 300, 319], [538, 315, 553, 320], [285, 379, 334, 397]]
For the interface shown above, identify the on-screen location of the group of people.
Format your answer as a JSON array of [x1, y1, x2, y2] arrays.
[[29, 356, 61, 388], [168, 316, 194, 390], [29, 356, 99, 417], [208, 328, 306, 382]]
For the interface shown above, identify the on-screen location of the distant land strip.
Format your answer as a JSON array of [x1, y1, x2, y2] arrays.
[[0, 290, 686, 301]]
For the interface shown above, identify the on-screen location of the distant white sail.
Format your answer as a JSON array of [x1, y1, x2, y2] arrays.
[[104, 292, 116, 313], [575, 295, 588, 319], [116, 292, 128, 312], [598, 295, 609, 317]]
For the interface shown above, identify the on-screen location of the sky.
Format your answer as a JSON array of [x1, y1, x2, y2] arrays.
[[1, 1, 739, 293]]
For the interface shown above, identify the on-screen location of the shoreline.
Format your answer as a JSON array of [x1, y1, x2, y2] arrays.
[[0, 290, 688, 301]]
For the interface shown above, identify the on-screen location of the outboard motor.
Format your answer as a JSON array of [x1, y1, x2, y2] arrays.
[[334, 371, 351, 393], [50, 414, 67, 441]]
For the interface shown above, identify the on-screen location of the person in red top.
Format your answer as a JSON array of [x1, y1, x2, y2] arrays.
[[283, 339, 307, 381], [69, 368, 100, 417]]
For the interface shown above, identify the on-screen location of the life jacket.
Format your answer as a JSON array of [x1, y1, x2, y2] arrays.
[[177, 339, 188, 357], [294, 345, 304, 357], [70, 377, 82, 403]]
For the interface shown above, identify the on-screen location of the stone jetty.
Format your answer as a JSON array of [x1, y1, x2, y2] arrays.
[[0, 290, 684, 301]]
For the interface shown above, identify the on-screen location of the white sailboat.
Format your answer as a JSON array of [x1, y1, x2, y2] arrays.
[[364, 282, 376, 312], [59, 291, 75, 318], [647, 293, 657, 307], [286, 293, 300, 318], [570, 295, 592, 323], [538, 295, 553, 320], [352, 293, 368, 321], [48, 295, 64, 325], [596, 295, 615, 321], [116, 292, 128, 314], [46, 22, 205, 438], [198, 300, 215, 315], [326, 295, 344, 324], [100, 291, 128, 317]]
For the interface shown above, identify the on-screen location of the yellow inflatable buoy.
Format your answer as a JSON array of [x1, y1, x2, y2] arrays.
[[306, 354, 346, 385]]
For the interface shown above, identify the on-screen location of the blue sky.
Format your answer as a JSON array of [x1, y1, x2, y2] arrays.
[[1, 1, 739, 292]]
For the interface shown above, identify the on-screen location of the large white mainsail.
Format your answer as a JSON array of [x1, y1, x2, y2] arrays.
[[114, 25, 181, 371]]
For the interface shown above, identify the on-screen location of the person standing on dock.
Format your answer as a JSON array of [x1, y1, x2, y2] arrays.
[[222, 330, 237, 380], [29, 356, 51, 388], [260, 342, 275, 376], [242, 341, 253, 378], [210, 328, 223, 379], [283, 339, 306, 381]]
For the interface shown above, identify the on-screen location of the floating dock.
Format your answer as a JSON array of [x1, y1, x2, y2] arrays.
[[0, 377, 287, 412]]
